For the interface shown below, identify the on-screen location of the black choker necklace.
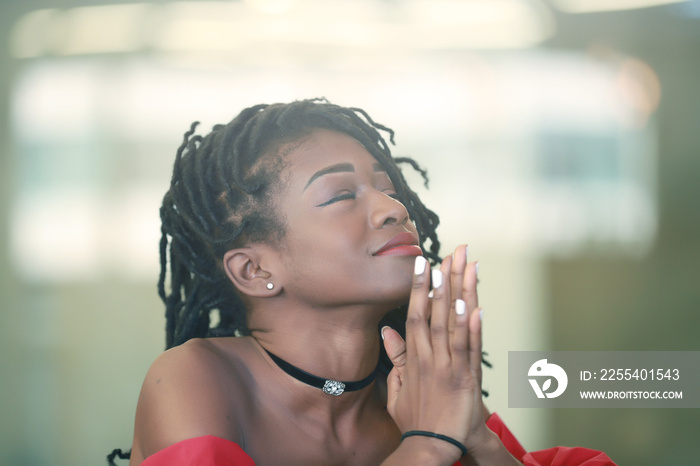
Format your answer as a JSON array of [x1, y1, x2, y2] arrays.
[[263, 348, 379, 396]]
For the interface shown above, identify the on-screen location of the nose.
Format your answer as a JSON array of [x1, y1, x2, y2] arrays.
[[369, 190, 409, 228]]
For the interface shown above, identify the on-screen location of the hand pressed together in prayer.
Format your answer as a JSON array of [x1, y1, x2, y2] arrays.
[[382, 245, 517, 465]]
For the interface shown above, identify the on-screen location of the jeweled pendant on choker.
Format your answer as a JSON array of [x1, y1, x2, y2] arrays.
[[263, 348, 379, 396]]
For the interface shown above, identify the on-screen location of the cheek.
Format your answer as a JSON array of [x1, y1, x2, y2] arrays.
[[281, 223, 367, 286], [296, 214, 366, 253]]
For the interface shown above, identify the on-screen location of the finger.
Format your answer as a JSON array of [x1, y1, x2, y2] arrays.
[[382, 326, 407, 370], [430, 255, 452, 363], [450, 298, 469, 372], [463, 261, 479, 314], [405, 256, 432, 362], [468, 307, 483, 385], [450, 245, 468, 303], [449, 245, 468, 331]]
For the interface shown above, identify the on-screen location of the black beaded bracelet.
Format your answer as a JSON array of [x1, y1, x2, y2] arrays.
[[401, 430, 468, 457]]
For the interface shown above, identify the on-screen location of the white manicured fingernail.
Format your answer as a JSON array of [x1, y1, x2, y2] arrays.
[[475, 261, 479, 278], [465, 246, 469, 263], [428, 290, 434, 298], [381, 326, 389, 340], [431, 269, 443, 288], [479, 309, 483, 321], [456, 299, 466, 316], [414, 256, 427, 275]]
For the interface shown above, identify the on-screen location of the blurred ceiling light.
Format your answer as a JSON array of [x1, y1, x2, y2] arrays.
[[401, 0, 555, 49], [10, 0, 554, 58], [10, 3, 152, 57], [550, 0, 688, 13], [245, 0, 295, 15]]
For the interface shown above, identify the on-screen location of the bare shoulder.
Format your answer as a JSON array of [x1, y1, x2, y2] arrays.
[[130, 337, 257, 463]]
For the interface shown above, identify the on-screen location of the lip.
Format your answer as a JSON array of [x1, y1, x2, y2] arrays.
[[373, 232, 423, 257]]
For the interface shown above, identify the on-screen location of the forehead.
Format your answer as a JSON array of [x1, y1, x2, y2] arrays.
[[281, 129, 380, 178]]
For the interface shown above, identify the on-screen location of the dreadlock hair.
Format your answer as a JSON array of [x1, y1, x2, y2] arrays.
[[158, 98, 442, 351]]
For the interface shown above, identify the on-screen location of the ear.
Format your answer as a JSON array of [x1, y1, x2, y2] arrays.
[[223, 247, 281, 298]]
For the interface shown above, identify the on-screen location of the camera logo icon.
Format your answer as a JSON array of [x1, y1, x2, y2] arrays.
[[528, 359, 568, 399]]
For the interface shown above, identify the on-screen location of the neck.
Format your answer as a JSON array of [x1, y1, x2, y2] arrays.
[[249, 302, 389, 384]]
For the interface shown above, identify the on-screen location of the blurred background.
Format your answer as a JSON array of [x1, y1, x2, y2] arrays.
[[0, 0, 698, 464]]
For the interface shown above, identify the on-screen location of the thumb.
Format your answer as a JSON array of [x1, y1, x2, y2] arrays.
[[382, 326, 407, 370], [385, 366, 402, 418], [382, 326, 406, 419]]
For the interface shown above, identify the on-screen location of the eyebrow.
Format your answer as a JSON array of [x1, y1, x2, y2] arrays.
[[303, 162, 385, 191]]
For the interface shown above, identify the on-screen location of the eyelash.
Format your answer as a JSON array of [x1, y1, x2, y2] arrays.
[[317, 192, 356, 207], [317, 189, 399, 207]]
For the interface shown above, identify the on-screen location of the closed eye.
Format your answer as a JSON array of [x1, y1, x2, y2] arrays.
[[316, 192, 357, 207], [379, 186, 400, 201]]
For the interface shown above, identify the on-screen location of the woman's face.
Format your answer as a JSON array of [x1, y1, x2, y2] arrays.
[[272, 129, 422, 310]]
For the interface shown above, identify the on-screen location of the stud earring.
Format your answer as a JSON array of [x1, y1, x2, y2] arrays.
[[266, 283, 274, 290]]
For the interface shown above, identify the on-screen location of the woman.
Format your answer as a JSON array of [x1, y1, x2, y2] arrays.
[[116, 99, 615, 465]]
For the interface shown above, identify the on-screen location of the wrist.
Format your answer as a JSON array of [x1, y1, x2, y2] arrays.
[[462, 428, 520, 466], [402, 431, 468, 458], [401, 434, 463, 465]]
